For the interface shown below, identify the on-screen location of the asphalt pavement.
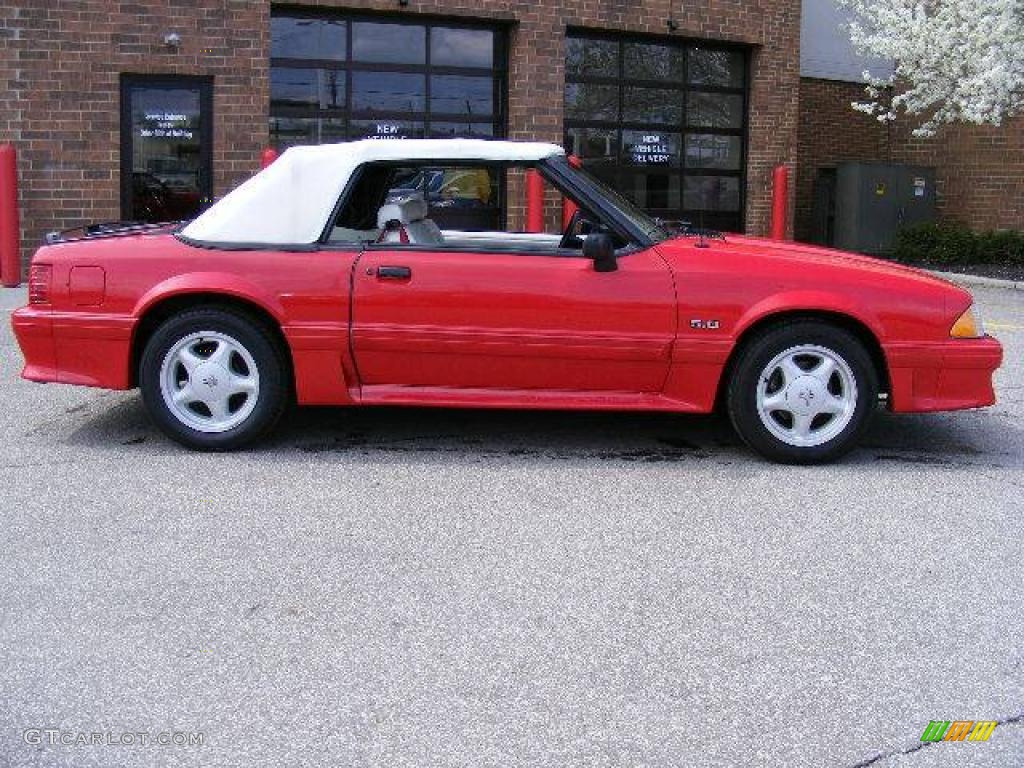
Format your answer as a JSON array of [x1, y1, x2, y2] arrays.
[[1, 281, 1022, 767]]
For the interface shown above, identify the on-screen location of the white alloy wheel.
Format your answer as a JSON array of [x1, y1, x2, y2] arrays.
[[159, 331, 260, 433], [755, 344, 858, 448]]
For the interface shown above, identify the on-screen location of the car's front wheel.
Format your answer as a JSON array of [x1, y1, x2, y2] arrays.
[[139, 307, 289, 450], [727, 321, 879, 463]]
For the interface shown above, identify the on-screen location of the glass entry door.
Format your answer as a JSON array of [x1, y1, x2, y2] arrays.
[[121, 75, 212, 223]]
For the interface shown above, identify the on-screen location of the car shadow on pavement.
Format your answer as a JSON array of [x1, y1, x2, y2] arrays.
[[63, 393, 1023, 469]]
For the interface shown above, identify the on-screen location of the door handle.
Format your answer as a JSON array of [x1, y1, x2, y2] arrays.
[[376, 265, 411, 280]]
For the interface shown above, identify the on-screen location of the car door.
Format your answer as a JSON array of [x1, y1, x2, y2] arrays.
[[350, 244, 677, 393]]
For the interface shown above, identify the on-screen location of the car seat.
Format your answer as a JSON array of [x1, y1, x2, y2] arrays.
[[376, 194, 444, 245]]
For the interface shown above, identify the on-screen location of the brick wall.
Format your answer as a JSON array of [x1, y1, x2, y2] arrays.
[[0, 1, 269, 267], [892, 119, 1024, 232], [794, 78, 889, 242], [796, 76, 1024, 242], [1, 0, 802, 268]]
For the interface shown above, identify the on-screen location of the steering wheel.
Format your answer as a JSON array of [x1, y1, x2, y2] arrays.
[[558, 209, 586, 250]]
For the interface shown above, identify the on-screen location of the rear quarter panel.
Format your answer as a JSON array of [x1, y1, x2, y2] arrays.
[[32, 233, 359, 403]]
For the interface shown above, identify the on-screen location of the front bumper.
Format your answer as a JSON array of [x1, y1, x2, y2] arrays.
[[11, 306, 135, 389], [885, 335, 1003, 412]]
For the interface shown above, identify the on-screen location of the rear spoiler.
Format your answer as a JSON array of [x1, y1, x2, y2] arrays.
[[43, 220, 185, 245]]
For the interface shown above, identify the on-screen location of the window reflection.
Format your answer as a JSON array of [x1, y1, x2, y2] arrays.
[[623, 87, 681, 124], [564, 32, 747, 230], [687, 92, 744, 129], [352, 22, 426, 64], [689, 48, 745, 88], [565, 83, 618, 120], [432, 27, 493, 67], [622, 170, 681, 210], [623, 43, 683, 81], [685, 134, 742, 170], [684, 176, 740, 211], [126, 83, 208, 222], [270, 68, 345, 110], [566, 37, 618, 77], [430, 122, 494, 138], [270, 14, 505, 145], [271, 17, 346, 60], [270, 116, 346, 149], [430, 76, 493, 116], [351, 72, 425, 113]]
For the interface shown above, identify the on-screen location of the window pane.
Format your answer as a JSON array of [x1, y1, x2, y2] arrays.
[[129, 85, 206, 222], [687, 92, 743, 129], [351, 71, 425, 113], [566, 37, 618, 77], [622, 130, 680, 166], [565, 127, 616, 162], [622, 170, 681, 210], [269, 116, 346, 150], [429, 122, 495, 138], [565, 83, 618, 121], [352, 22, 426, 64], [684, 175, 741, 211], [623, 43, 683, 82], [432, 27, 493, 67], [685, 134, 742, 170], [688, 48, 744, 88], [271, 17, 346, 60], [430, 75, 493, 116], [270, 68, 345, 110], [623, 87, 681, 124], [350, 119, 424, 139]]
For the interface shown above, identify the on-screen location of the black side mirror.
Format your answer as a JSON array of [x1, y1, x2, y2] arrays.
[[583, 232, 617, 272]]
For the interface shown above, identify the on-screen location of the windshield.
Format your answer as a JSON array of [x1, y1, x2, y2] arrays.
[[551, 157, 672, 243]]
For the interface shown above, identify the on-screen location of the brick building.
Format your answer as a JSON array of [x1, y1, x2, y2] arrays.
[[796, 0, 1023, 244], [0, 0, 802, 265]]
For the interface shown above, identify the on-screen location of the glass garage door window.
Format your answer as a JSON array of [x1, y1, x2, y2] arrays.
[[564, 33, 748, 232], [270, 13, 506, 149]]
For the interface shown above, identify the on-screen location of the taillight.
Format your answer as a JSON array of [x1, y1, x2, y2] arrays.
[[28, 264, 52, 305]]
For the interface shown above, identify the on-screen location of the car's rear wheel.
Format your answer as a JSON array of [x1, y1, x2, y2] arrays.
[[727, 321, 878, 463], [139, 307, 288, 450]]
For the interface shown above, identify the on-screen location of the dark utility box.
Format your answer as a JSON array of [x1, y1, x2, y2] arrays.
[[831, 162, 936, 255]]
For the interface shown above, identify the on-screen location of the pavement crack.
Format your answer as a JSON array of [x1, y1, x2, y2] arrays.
[[849, 712, 1024, 767]]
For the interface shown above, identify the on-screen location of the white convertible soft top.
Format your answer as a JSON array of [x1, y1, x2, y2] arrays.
[[179, 139, 565, 245]]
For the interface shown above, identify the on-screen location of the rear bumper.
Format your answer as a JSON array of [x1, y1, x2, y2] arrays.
[[885, 335, 1003, 412], [11, 307, 58, 382], [11, 306, 135, 389]]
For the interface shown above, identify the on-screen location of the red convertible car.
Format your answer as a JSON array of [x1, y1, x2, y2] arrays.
[[11, 139, 1002, 462]]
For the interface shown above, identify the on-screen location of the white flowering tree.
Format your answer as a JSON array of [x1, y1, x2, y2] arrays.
[[837, 0, 1024, 136]]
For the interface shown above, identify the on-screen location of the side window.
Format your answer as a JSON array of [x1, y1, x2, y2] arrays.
[[386, 165, 501, 231], [331, 164, 393, 242], [329, 161, 628, 252], [329, 163, 502, 243]]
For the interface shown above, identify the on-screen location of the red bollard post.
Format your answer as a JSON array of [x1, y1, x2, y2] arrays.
[[769, 165, 788, 241], [525, 168, 544, 233], [0, 144, 21, 288], [260, 147, 279, 169]]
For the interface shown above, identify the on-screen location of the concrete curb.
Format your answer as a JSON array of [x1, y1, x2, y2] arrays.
[[929, 270, 1024, 292]]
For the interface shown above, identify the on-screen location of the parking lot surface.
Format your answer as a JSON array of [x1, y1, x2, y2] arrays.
[[1, 282, 1022, 767]]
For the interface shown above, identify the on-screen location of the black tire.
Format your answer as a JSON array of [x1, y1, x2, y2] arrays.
[[138, 307, 289, 451], [726, 320, 878, 464]]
